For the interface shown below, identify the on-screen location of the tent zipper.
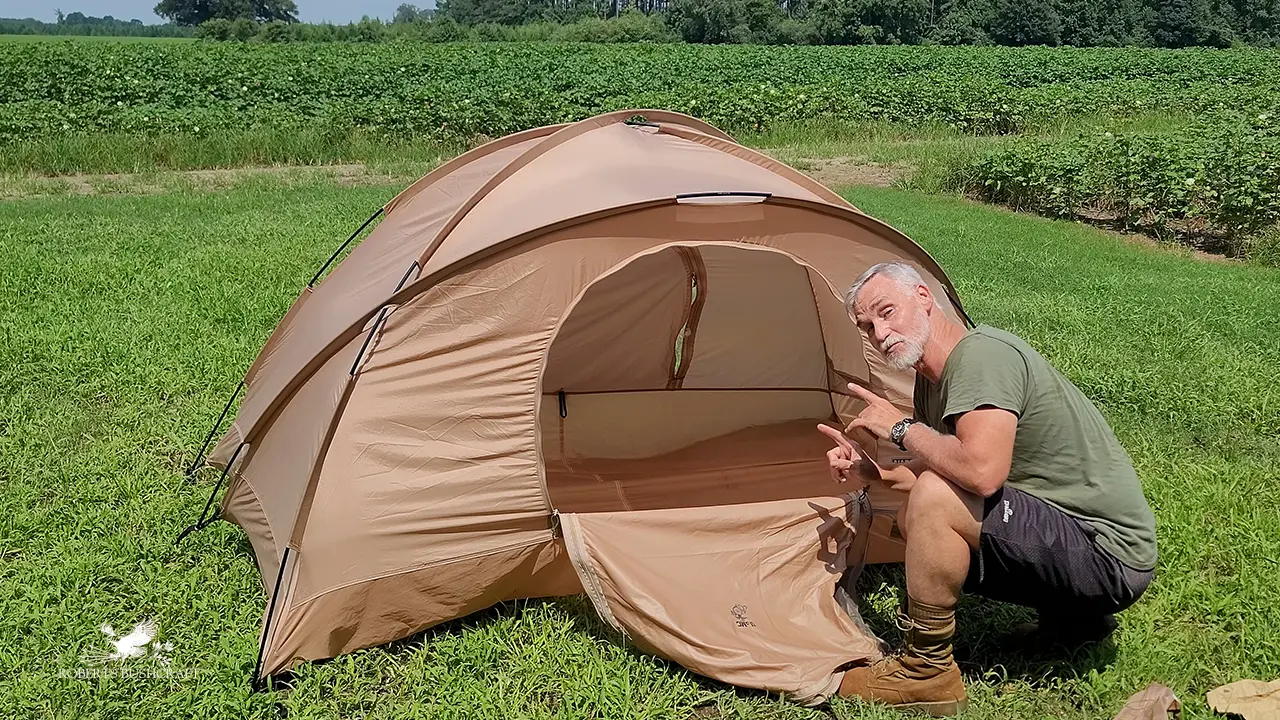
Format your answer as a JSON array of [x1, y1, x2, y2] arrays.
[[669, 247, 707, 389]]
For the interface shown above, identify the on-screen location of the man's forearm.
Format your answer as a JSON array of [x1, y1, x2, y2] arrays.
[[900, 423, 996, 497]]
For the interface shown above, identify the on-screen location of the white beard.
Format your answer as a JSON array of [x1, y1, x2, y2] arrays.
[[879, 312, 929, 371]]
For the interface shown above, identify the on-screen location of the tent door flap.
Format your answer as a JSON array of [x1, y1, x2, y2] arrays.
[[559, 493, 885, 706]]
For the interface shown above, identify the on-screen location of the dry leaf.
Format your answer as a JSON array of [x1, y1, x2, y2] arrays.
[[1114, 682, 1181, 720], [1207, 679, 1280, 720]]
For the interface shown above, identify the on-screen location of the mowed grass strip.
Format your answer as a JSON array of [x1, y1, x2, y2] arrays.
[[0, 180, 1276, 719]]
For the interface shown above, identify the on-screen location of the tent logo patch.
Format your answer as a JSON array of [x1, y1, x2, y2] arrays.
[[731, 605, 756, 628]]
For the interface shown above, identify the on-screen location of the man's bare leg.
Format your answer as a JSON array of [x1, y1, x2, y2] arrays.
[[839, 471, 983, 716], [897, 470, 984, 606]]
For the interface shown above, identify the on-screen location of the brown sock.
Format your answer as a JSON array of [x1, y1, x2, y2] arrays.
[[905, 596, 957, 668]]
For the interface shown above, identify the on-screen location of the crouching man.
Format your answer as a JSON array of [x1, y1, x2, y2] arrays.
[[819, 261, 1157, 716]]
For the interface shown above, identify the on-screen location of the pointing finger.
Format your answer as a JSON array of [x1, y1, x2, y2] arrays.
[[846, 382, 882, 404], [817, 423, 853, 450]]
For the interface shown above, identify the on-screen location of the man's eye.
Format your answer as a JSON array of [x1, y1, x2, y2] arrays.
[[883, 307, 894, 318]]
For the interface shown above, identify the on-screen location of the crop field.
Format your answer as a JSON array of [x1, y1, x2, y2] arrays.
[[3, 42, 1279, 145], [2, 40, 1277, 262], [1, 37, 1279, 720]]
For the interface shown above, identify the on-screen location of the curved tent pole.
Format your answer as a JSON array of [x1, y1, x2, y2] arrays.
[[184, 205, 386, 483], [309, 207, 386, 288], [232, 195, 974, 453]]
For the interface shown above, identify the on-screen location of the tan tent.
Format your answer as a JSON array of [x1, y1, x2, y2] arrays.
[[181, 109, 973, 705]]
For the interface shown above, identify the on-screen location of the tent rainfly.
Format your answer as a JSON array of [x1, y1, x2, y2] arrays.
[[180, 109, 973, 706]]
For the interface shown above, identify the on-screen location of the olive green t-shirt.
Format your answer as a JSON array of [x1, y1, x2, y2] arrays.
[[914, 325, 1157, 571]]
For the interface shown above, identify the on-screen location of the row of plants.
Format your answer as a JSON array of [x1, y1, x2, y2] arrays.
[[2, 42, 1278, 146], [948, 111, 1280, 263]]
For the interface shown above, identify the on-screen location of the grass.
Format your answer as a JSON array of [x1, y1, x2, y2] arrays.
[[0, 110, 1192, 178], [0, 129, 460, 177], [0, 171, 1277, 720]]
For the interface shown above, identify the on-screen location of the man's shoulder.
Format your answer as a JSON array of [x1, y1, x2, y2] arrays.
[[951, 325, 1036, 367]]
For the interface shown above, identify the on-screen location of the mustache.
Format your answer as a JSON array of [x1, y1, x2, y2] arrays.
[[880, 333, 908, 351]]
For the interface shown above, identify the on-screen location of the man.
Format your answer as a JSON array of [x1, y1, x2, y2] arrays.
[[818, 261, 1157, 716]]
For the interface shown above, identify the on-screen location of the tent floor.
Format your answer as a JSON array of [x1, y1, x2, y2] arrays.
[[546, 417, 906, 521]]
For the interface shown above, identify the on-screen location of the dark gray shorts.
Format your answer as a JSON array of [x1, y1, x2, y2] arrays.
[[963, 486, 1154, 617]]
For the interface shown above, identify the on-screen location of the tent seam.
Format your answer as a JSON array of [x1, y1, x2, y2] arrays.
[[656, 124, 857, 211], [383, 123, 568, 216], [559, 514, 624, 633]]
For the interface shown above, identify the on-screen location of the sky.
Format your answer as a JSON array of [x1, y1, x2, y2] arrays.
[[0, 1, 429, 24]]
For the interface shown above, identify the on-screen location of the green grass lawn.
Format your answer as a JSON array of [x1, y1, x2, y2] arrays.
[[1, 176, 1277, 719]]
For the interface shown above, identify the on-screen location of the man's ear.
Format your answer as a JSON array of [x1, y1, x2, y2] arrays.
[[916, 282, 934, 312]]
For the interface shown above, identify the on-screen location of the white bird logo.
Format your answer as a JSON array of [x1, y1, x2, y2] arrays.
[[81, 619, 173, 665]]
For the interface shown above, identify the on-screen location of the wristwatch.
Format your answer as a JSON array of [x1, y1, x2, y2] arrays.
[[890, 418, 919, 451]]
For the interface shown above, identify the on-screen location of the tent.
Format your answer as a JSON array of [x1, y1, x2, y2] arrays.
[[181, 108, 973, 705]]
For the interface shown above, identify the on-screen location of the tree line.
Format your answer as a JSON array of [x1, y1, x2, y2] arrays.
[[4, 0, 1276, 46], [0, 12, 193, 37], [431, 0, 1280, 46]]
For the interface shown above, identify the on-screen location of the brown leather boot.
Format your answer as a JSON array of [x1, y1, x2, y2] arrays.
[[838, 597, 967, 716]]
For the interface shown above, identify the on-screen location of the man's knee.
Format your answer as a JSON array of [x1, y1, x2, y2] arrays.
[[901, 471, 982, 545], [907, 471, 959, 515]]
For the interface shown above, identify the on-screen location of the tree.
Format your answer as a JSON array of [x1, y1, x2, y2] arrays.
[[809, 0, 929, 42], [394, 3, 425, 22], [1229, 0, 1280, 43], [988, 0, 1062, 43], [665, 0, 784, 42], [438, 0, 538, 25], [1150, 0, 1214, 45], [154, 0, 299, 26]]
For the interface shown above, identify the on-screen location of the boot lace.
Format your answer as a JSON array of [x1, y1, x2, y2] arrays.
[[864, 609, 924, 670]]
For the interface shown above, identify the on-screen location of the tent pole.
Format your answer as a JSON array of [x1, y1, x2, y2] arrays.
[[348, 261, 419, 376], [946, 288, 977, 329], [308, 207, 385, 288], [252, 546, 291, 692], [175, 442, 245, 545], [184, 379, 244, 483]]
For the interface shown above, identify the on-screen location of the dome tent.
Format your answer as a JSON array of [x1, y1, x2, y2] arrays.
[[180, 109, 973, 705]]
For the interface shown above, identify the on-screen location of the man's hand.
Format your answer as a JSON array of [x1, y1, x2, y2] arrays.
[[845, 383, 909, 440], [817, 423, 882, 487]]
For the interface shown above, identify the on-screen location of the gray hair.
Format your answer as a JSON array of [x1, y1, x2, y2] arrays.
[[844, 261, 926, 316]]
